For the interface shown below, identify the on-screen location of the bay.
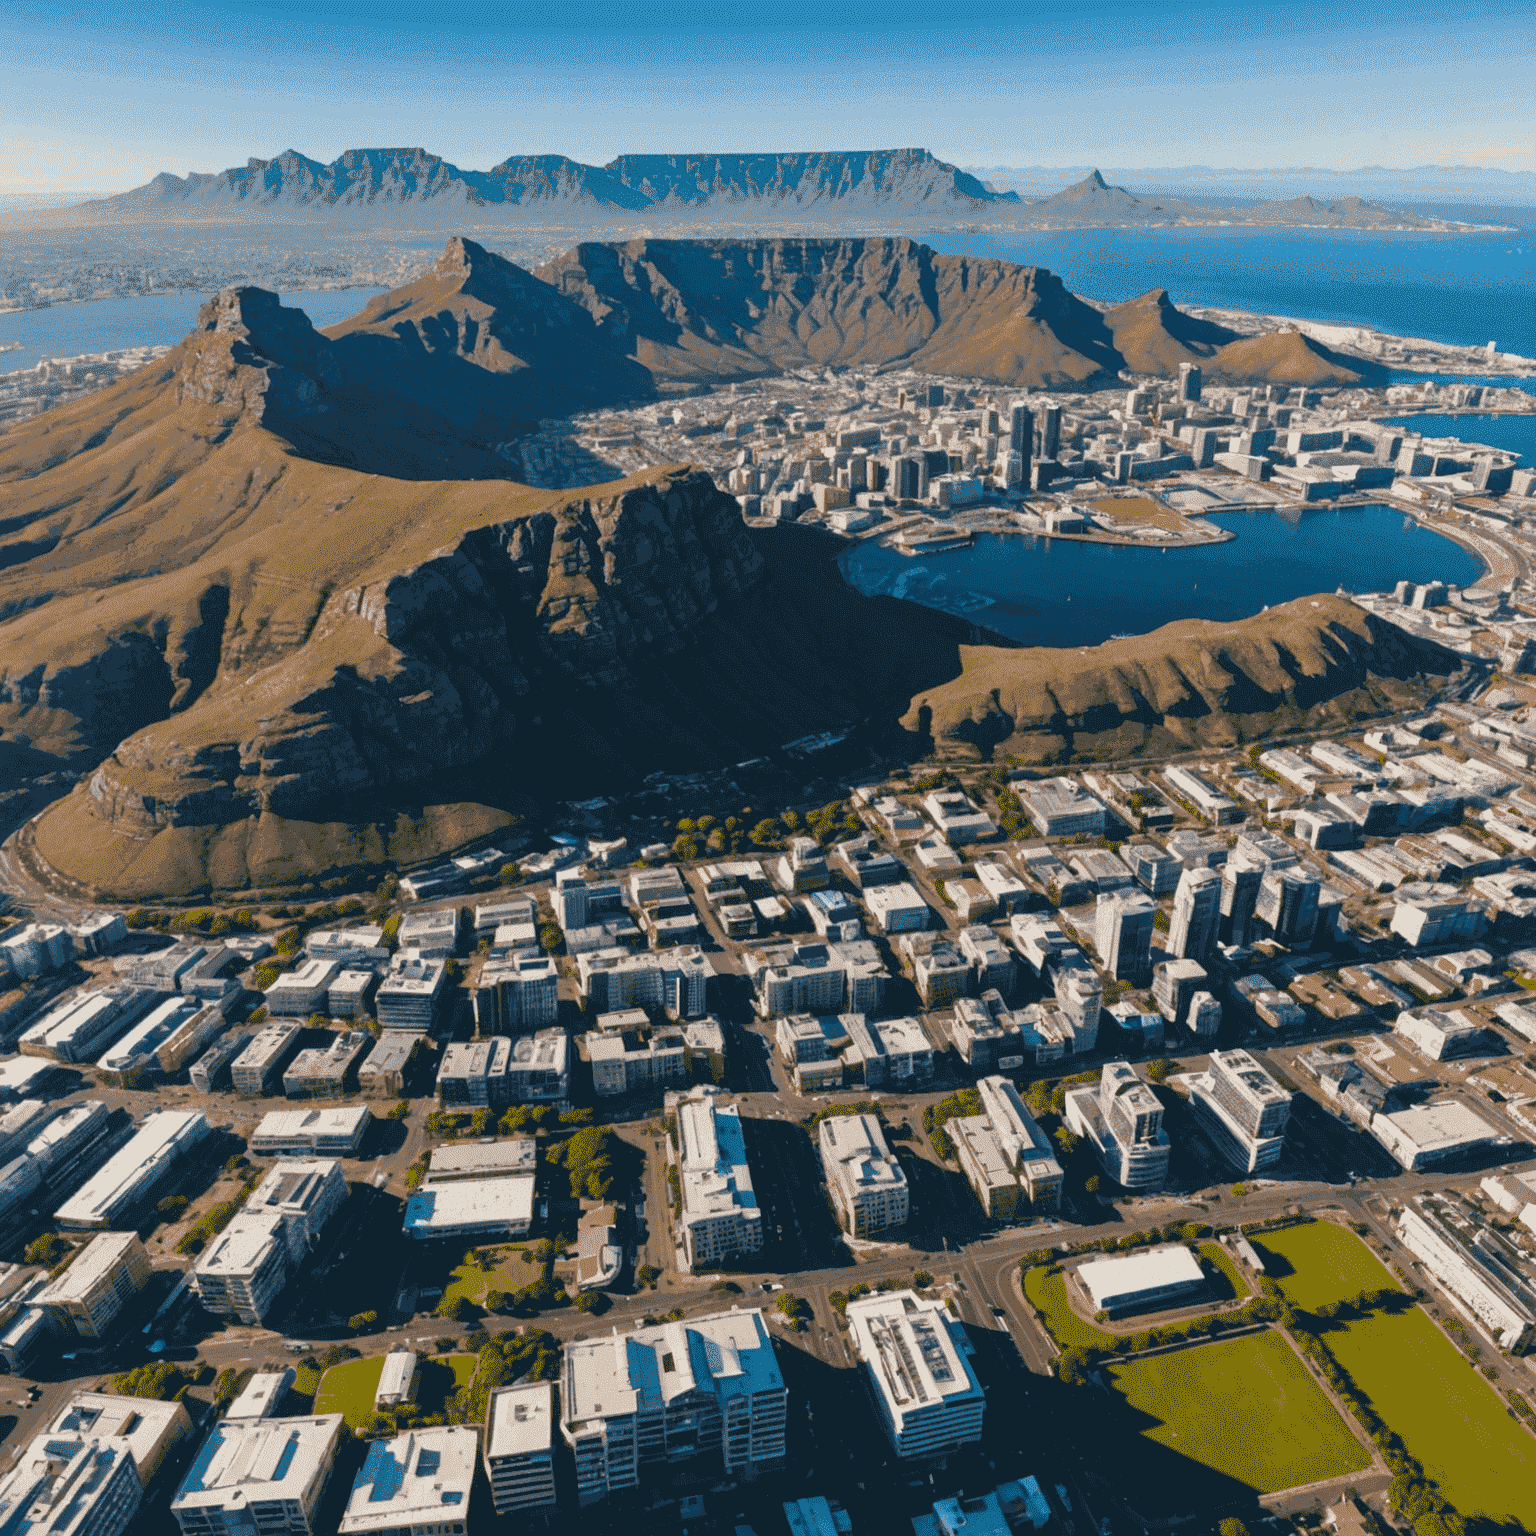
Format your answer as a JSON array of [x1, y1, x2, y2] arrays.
[[0, 288, 388, 376], [838, 504, 1483, 649], [926, 228, 1536, 361]]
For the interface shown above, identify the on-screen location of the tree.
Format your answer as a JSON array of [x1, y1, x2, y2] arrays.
[[539, 923, 563, 953], [1085, 1175, 1103, 1195], [347, 1311, 378, 1332], [25, 1233, 71, 1269], [484, 1290, 506, 1313], [637, 1264, 659, 1288], [436, 1294, 471, 1322], [751, 818, 782, 846], [1218, 1520, 1251, 1536], [1145, 1058, 1175, 1083], [672, 836, 700, 861], [574, 1290, 607, 1313], [498, 862, 520, 883]]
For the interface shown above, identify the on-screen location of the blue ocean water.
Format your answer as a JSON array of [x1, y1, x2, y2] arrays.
[[0, 288, 387, 376], [928, 227, 1536, 361], [838, 505, 1483, 649]]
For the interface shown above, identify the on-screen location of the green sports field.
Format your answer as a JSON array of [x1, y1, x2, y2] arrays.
[[1249, 1220, 1397, 1309], [1108, 1330, 1371, 1493], [1259, 1221, 1536, 1530]]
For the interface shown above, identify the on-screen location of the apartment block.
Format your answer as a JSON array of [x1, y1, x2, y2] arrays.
[[951, 1075, 1062, 1219], [485, 1381, 557, 1513], [578, 946, 710, 1019], [171, 1414, 344, 1536], [671, 1087, 762, 1271], [1063, 1062, 1170, 1193], [818, 1113, 908, 1238], [846, 1290, 985, 1459], [561, 1310, 786, 1504], [37, 1231, 152, 1338], [1189, 1049, 1292, 1174], [471, 954, 561, 1035]]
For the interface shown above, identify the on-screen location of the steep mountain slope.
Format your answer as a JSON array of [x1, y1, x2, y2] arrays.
[[906, 593, 1458, 762], [536, 237, 1125, 389], [1103, 289, 1372, 384]]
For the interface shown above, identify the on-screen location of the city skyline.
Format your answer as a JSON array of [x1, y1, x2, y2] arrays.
[[3, 0, 1534, 197]]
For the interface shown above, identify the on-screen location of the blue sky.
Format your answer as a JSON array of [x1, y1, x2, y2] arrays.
[[4, 0, 1533, 193]]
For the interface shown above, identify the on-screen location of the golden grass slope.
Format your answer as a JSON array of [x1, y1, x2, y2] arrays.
[[906, 593, 1456, 761]]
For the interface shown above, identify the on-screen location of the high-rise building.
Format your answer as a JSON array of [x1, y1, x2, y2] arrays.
[[1190, 1049, 1292, 1173], [846, 1291, 985, 1459], [1063, 1061, 1170, 1192], [1096, 891, 1155, 985], [471, 955, 561, 1035], [1007, 402, 1033, 485], [671, 1087, 763, 1271], [1177, 362, 1203, 402], [1038, 401, 1062, 461], [1168, 866, 1221, 963], [1152, 958, 1208, 1031], [561, 1311, 786, 1504], [1256, 869, 1320, 947], [1220, 857, 1265, 947]]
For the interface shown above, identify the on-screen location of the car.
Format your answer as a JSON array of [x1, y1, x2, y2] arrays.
[[285, 1340, 310, 1353]]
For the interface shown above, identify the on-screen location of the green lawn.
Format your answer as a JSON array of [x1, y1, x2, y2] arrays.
[[1325, 1307, 1536, 1530], [1250, 1220, 1397, 1310], [1258, 1220, 1536, 1530], [1197, 1242, 1245, 1301], [1023, 1265, 1115, 1349], [313, 1356, 385, 1426], [1108, 1330, 1371, 1494], [441, 1246, 533, 1308]]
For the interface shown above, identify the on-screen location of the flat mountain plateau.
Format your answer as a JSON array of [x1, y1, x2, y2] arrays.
[[0, 236, 1449, 897]]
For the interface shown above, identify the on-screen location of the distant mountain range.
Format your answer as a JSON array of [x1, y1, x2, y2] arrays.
[[73, 150, 1457, 231], [85, 147, 1016, 217]]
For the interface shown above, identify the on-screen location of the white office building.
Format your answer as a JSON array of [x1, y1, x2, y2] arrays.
[[864, 883, 930, 934], [55, 1110, 210, 1230], [846, 1290, 985, 1459], [671, 1088, 762, 1271], [171, 1414, 344, 1536], [818, 1113, 908, 1238], [1188, 1050, 1292, 1174], [471, 955, 561, 1035], [485, 1381, 557, 1513], [1063, 1062, 1171, 1193], [250, 1104, 372, 1156], [1396, 1195, 1535, 1354], [951, 1075, 1062, 1219], [338, 1426, 477, 1535], [561, 1310, 787, 1504], [0, 1428, 143, 1536], [1371, 1101, 1502, 1171], [578, 946, 710, 1019]]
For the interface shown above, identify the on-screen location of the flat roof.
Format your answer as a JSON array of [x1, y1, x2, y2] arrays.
[[846, 1291, 980, 1415], [54, 1110, 208, 1226], [38, 1231, 141, 1303], [485, 1381, 553, 1460], [226, 1370, 293, 1420], [425, 1140, 535, 1182], [252, 1106, 371, 1142], [339, 1427, 478, 1533], [1076, 1245, 1205, 1311], [1377, 1100, 1499, 1153], [174, 1415, 344, 1511], [47, 1389, 186, 1474], [402, 1176, 534, 1236]]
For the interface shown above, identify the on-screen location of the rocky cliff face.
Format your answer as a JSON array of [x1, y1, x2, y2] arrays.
[[176, 286, 342, 428], [77, 469, 762, 832]]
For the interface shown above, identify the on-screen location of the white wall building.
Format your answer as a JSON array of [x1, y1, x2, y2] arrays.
[[818, 1113, 908, 1238], [1188, 1049, 1291, 1174], [338, 1426, 477, 1536], [171, 1414, 345, 1536], [846, 1290, 985, 1459], [561, 1310, 786, 1504], [485, 1381, 557, 1513], [672, 1088, 762, 1271]]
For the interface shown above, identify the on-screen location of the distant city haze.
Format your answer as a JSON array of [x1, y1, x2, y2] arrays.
[[3, 0, 1532, 196]]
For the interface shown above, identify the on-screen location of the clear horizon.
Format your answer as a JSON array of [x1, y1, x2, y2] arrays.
[[3, 0, 1533, 195]]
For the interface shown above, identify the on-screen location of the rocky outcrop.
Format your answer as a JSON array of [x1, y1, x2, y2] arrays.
[[74, 469, 762, 832], [177, 286, 342, 427], [906, 595, 1458, 761]]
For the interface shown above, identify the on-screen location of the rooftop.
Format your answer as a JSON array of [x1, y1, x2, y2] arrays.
[[485, 1381, 554, 1460], [174, 1414, 344, 1511]]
